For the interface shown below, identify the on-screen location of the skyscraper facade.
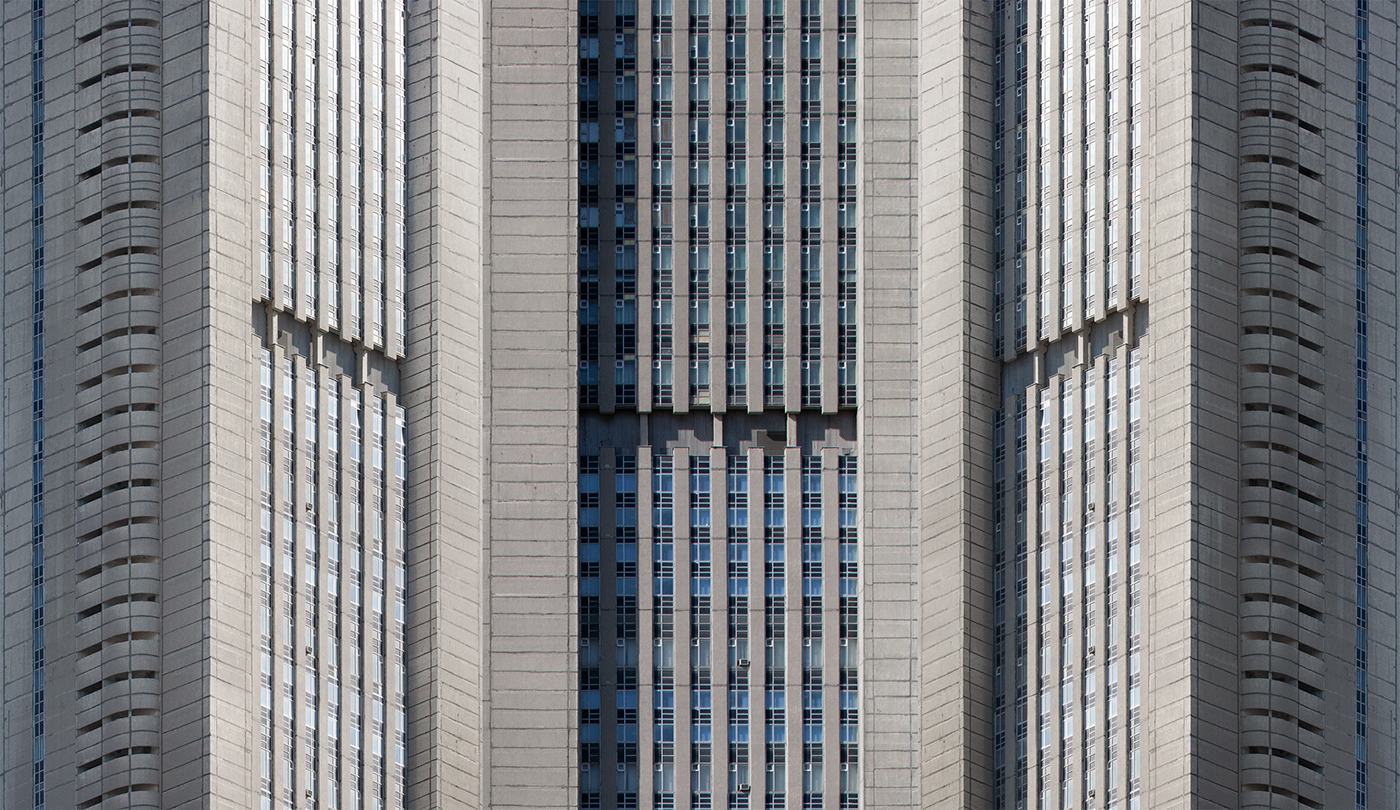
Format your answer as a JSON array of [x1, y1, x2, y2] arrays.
[[572, 0, 910, 806], [921, 1, 1400, 809], [2, 2, 1399, 810]]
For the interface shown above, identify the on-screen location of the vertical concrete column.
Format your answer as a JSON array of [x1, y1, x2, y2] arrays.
[[1139, 1, 1240, 805], [858, 0, 927, 808], [915, 0, 997, 807], [162, 0, 261, 804], [484, 1, 578, 806], [403, 0, 487, 806]]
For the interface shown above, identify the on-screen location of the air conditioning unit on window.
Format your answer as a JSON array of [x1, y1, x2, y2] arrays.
[[738, 658, 750, 668]]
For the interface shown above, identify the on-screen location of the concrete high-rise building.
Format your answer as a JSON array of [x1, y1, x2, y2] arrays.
[[2, 1, 1399, 810]]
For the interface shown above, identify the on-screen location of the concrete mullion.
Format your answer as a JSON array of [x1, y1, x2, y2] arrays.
[[383, 390, 405, 803], [744, 12, 763, 411], [816, 9, 839, 415], [296, 1, 314, 323], [640, 214, 656, 410], [337, 3, 359, 341], [1085, 361, 1110, 807], [1069, 363, 1090, 782], [293, 351, 308, 805], [367, 17, 389, 355], [332, 374, 353, 810], [1042, 13, 1064, 350], [671, 10, 691, 416], [747, 222, 764, 412], [385, 15, 407, 360], [710, 220, 726, 416], [309, 361, 332, 805], [783, 23, 801, 413], [355, 388, 375, 799], [1072, 8, 1090, 335], [1107, 344, 1132, 805], [706, 206, 724, 415], [705, 15, 723, 415], [269, 4, 289, 310], [269, 343, 291, 803], [313, 7, 333, 336], [819, 132, 839, 416]]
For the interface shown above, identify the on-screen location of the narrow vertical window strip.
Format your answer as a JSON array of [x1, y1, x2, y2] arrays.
[[30, 0, 48, 804], [261, 0, 275, 299], [797, 0, 820, 411], [691, 453, 714, 809], [687, 2, 712, 408], [837, 453, 858, 807], [580, 452, 602, 808], [617, 15, 641, 409], [260, 350, 277, 808], [654, 2, 676, 408], [579, 0, 602, 407], [1353, 2, 1370, 805], [991, 402, 1009, 808], [836, 0, 857, 406], [654, 452, 677, 807], [761, 0, 785, 408], [726, 451, 751, 807]]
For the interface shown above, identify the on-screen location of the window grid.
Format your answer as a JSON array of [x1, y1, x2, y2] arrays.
[[580, 1, 602, 406], [616, 454, 641, 805], [30, 0, 48, 802], [580, 452, 602, 807], [618, 19, 641, 411], [654, 453, 677, 807], [588, 0, 863, 805], [617, 8, 641, 407], [798, 2, 821, 409], [1353, 2, 1371, 805]]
